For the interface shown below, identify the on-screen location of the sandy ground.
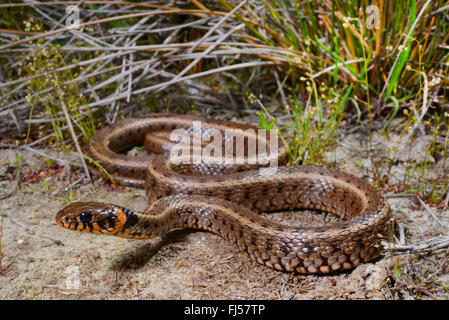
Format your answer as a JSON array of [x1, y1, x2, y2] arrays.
[[0, 122, 448, 300]]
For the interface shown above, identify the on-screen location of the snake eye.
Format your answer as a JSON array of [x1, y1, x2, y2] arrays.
[[80, 211, 92, 223]]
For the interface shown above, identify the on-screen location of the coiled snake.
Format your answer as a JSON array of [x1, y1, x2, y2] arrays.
[[56, 113, 391, 274]]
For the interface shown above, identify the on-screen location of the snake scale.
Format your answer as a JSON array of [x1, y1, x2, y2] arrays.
[[56, 113, 391, 274]]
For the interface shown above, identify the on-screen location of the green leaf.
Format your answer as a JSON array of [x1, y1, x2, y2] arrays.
[[259, 112, 274, 130], [384, 0, 416, 98]]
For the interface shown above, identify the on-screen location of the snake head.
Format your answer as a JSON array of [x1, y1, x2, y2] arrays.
[[56, 202, 127, 234]]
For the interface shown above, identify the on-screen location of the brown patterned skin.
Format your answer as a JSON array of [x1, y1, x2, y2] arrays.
[[56, 113, 391, 274]]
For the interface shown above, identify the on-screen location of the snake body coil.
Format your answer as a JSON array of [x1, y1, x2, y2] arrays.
[[56, 113, 391, 274]]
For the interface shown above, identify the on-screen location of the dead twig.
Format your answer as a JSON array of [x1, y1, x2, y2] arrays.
[[393, 277, 439, 300], [57, 90, 92, 183], [383, 237, 449, 253], [9, 215, 63, 246]]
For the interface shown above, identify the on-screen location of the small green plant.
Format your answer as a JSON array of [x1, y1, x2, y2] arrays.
[[41, 157, 56, 168], [42, 177, 49, 191], [393, 258, 403, 279], [15, 152, 22, 165], [56, 187, 77, 204], [256, 81, 350, 166], [19, 19, 96, 147]]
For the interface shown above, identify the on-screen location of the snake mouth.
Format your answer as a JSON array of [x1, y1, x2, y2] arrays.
[[56, 202, 126, 234]]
